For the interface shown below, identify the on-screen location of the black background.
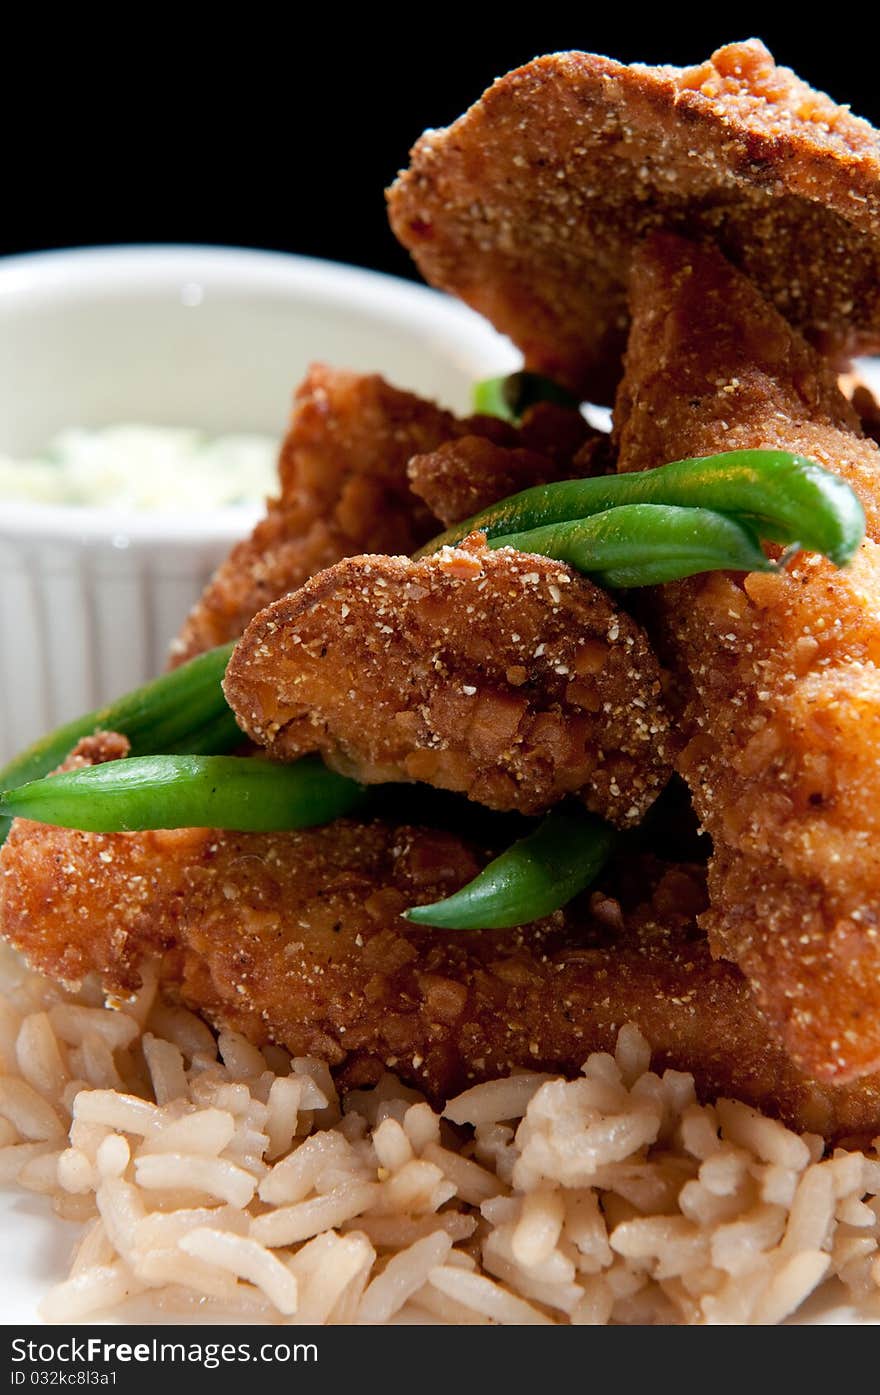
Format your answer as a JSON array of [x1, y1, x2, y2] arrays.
[[5, 15, 879, 280]]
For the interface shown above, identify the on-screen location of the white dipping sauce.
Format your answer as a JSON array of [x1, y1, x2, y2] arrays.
[[0, 425, 279, 512]]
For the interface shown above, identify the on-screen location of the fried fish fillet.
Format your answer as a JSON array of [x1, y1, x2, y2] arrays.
[[408, 402, 606, 527], [614, 231, 880, 1083], [407, 436, 555, 527], [222, 537, 671, 825], [2, 737, 880, 1140], [170, 366, 460, 666], [465, 401, 599, 468], [389, 40, 880, 402], [408, 429, 601, 528], [172, 371, 595, 666]]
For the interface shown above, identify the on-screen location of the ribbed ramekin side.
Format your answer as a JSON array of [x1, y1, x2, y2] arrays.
[[0, 535, 232, 763]]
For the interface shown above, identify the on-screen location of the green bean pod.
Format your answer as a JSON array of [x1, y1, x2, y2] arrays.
[[0, 643, 239, 845], [164, 706, 244, 757], [490, 504, 772, 587], [405, 806, 617, 930], [472, 371, 580, 423], [418, 449, 865, 568], [0, 754, 367, 834]]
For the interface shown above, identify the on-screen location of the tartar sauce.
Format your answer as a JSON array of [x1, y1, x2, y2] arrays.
[[0, 426, 279, 512]]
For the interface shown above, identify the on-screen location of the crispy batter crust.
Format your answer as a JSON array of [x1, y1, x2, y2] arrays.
[[408, 424, 602, 528], [222, 538, 671, 825], [389, 40, 880, 402], [1, 741, 879, 1139], [409, 402, 603, 527], [171, 374, 595, 666], [614, 232, 880, 1083], [170, 366, 459, 665], [408, 436, 573, 527]]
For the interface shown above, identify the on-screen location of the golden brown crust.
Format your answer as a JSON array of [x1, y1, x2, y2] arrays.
[[409, 403, 602, 527], [389, 40, 880, 402], [222, 538, 671, 825], [614, 231, 880, 1083], [3, 776, 880, 1139], [170, 366, 460, 666], [408, 435, 580, 527]]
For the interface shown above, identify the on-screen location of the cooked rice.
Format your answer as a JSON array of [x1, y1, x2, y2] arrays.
[[2, 942, 880, 1325]]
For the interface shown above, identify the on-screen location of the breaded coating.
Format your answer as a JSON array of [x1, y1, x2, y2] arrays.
[[408, 436, 581, 527], [222, 538, 671, 825], [2, 749, 880, 1139], [459, 402, 598, 465], [614, 231, 880, 1083], [389, 40, 880, 402], [170, 366, 459, 665], [409, 403, 603, 527]]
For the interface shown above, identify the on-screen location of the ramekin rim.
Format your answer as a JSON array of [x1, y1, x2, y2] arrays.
[[0, 243, 517, 545]]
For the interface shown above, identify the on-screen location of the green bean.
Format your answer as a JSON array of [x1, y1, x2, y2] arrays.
[[405, 806, 617, 929], [490, 504, 772, 587], [0, 755, 367, 833], [472, 371, 579, 423], [0, 644, 239, 845], [418, 449, 865, 568], [163, 706, 244, 756]]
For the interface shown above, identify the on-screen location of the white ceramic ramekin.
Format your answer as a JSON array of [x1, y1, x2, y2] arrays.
[[0, 246, 518, 761]]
